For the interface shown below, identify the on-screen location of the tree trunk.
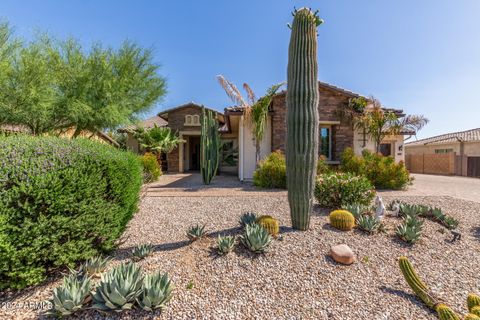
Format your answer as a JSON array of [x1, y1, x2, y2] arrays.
[[72, 127, 83, 138], [255, 139, 260, 167]]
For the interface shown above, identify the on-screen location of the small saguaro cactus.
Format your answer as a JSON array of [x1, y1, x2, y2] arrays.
[[200, 107, 220, 185], [398, 256, 438, 309], [286, 7, 323, 230]]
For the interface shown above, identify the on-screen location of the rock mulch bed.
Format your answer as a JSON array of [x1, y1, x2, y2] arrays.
[[1, 195, 479, 320]]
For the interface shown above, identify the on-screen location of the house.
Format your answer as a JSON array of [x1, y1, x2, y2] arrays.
[[405, 128, 480, 177], [121, 81, 411, 180], [0, 124, 120, 147]]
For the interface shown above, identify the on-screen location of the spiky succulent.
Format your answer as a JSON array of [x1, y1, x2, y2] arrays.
[[47, 270, 92, 317], [431, 207, 446, 221], [80, 255, 110, 276], [132, 243, 154, 261], [400, 203, 421, 219], [91, 262, 143, 312], [357, 215, 381, 233], [136, 272, 174, 311], [240, 212, 257, 227], [241, 223, 272, 253], [442, 216, 459, 230], [343, 204, 368, 219], [187, 224, 206, 241], [217, 235, 235, 255], [397, 216, 423, 243]]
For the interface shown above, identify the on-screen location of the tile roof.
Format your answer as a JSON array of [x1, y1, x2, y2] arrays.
[[406, 128, 480, 146], [117, 116, 168, 133]]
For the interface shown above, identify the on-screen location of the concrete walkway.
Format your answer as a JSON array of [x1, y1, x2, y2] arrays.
[[378, 173, 480, 203]]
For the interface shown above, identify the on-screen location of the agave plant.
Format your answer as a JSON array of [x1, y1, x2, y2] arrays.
[[91, 262, 143, 312], [80, 255, 110, 276], [443, 216, 459, 230], [399, 203, 421, 219], [187, 224, 206, 241], [132, 243, 154, 261], [217, 235, 235, 255], [137, 272, 174, 311], [396, 216, 423, 243], [357, 215, 381, 234], [241, 223, 272, 253], [240, 212, 257, 227], [431, 207, 446, 221], [47, 270, 92, 317], [343, 204, 368, 220]]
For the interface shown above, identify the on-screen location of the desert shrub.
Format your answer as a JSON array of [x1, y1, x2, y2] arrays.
[[316, 155, 331, 175], [253, 151, 286, 189], [141, 152, 161, 182], [341, 148, 411, 190], [314, 172, 375, 208], [0, 135, 142, 289]]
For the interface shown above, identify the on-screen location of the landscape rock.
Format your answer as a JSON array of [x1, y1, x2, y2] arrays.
[[330, 244, 356, 265]]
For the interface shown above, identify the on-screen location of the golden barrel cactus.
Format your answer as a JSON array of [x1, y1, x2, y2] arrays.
[[468, 294, 480, 312], [256, 215, 280, 237], [435, 304, 461, 320], [465, 314, 480, 320], [329, 210, 355, 231]]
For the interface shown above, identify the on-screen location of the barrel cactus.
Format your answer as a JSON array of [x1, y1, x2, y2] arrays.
[[398, 256, 437, 309], [435, 304, 461, 320], [468, 294, 480, 312], [286, 8, 323, 230], [472, 307, 480, 317], [200, 107, 220, 185], [329, 210, 355, 231], [465, 314, 480, 320], [256, 215, 280, 237]]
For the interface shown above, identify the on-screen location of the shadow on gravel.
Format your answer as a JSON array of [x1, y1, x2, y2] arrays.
[[380, 286, 435, 315], [472, 227, 480, 241], [113, 240, 191, 261]]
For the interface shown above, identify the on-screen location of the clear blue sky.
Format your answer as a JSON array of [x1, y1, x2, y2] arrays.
[[1, 0, 479, 139]]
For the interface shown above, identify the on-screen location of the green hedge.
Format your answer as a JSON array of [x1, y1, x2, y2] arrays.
[[0, 136, 142, 289], [314, 172, 375, 208], [341, 148, 412, 190], [253, 151, 287, 189]]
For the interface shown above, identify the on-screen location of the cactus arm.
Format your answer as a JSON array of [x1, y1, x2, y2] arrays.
[[200, 108, 220, 185], [286, 8, 322, 230], [398, 256, 438, 309]]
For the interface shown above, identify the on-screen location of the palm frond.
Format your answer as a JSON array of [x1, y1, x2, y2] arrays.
[[397, 115, 429, 133], [243, 83, 256, 105], [216, 75, 247, 107]]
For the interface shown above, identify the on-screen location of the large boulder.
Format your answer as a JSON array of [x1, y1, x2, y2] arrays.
[[330, 244, 356, 265]]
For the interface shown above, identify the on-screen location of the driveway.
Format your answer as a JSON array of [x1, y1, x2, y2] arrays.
[[379, 174, 480, 203]]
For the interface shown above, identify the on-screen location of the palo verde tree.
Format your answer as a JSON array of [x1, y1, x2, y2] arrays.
[[345, 97, 429, 153], [286, 8, 323, 231], [216, 75, 283, 165]]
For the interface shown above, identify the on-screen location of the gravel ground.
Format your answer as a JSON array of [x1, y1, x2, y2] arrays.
[[1, 194, 480, 320]]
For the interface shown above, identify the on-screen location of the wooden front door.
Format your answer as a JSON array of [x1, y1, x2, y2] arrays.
[[467, 157, 480, 177], [189, 136, 201, 171]]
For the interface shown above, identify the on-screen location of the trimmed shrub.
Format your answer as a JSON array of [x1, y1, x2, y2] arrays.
[[0, 135, 142, 289], [253, 151, 286, 189], [316, 155, 331, 175], [341, 148, 411, 190], [141, 152, 161, 182], [314, 172, 375, 208]]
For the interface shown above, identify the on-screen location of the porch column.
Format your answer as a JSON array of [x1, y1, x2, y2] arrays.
[[178, 134, 184, 173]]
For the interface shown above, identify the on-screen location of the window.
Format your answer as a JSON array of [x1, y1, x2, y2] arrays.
[[435, 148, 453, 154], [185, 115, 200, 126], [320, 127, 331, 160], [380, 143, 392, 157]]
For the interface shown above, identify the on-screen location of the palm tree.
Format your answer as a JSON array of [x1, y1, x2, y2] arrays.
[[134, 124, 183, 165], [352, 98, 429, 153], [216, 75, 283, 165]]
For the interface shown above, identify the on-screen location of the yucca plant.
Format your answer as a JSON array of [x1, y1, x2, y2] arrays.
[[357, 215, 381, 234], [137, 272, 174, 311], [241, 223, 272, 253], [187, 224, 206, 241], [91, 262, 143, 312], [217, 235, 235, 255], [239, 212, 257, 227], [80, 255, 110, 277], [47, 270, 92, 317], [397, 216, 423, 243], [132, 243, 154, 261]]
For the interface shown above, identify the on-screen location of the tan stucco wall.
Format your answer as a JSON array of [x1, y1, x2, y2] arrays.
[[125, 133, 140, 153], [353, 130, 405, 163], [239, 116, 272, 180], [405, 141, 480, 157]]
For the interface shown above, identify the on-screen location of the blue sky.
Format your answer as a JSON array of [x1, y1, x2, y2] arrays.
[[1, 0, 479, 139]]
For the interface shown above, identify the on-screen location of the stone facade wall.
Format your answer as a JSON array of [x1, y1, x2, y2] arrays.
[[271, 85, 354, 161]]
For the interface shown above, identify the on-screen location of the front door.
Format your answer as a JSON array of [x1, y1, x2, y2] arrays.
[[379, 143, 392, 157], [189, 136, 201, 171]]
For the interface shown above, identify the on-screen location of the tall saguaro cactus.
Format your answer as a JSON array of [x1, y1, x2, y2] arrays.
[[286, 8, 323, 230], [200, 107, 220, 185]]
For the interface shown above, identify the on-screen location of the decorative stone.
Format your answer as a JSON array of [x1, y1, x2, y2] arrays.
[[375, 195, 385, 220], [330, 244, 356, 265]]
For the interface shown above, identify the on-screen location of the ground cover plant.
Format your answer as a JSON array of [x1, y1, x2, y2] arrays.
[[314, 172, 375, 208], [0, 135, 143, 289]]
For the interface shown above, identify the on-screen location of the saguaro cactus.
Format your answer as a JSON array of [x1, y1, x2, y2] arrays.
[[286, 8, 323, 230], [200, 107, 220, 185]]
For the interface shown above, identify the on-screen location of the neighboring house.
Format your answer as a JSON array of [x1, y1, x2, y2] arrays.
[[122, 81, 412, 180], [405, 128, 480, 177], [0, 124, 120, 147]]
